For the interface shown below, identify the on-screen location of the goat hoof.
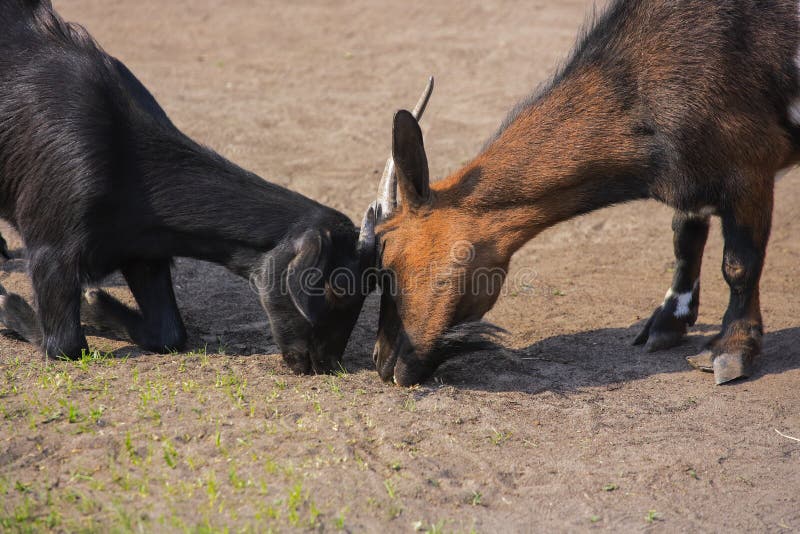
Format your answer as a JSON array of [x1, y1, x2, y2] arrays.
[[634, 305, 688, 351], [713, 352, 752, 385], [686, 350, 715, 372], [645, 330, 684, 353]]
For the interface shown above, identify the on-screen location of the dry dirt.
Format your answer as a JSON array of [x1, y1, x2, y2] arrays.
[[1, 0, 799, 532]]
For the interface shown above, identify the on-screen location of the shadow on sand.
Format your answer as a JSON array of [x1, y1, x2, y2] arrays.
[[4, 253, 797, 390], [428, 323, 800, 393]]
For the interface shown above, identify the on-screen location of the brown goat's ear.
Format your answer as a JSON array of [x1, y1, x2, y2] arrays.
[[392, 109, 430, 208], [287, 230, 329, 325]]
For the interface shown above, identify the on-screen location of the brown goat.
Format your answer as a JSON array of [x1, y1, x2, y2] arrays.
[[361, 0, 800, 386]]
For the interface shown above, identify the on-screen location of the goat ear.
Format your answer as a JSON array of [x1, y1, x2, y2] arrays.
[[287, 229, 329, 325], [392, 109, 430, 208]]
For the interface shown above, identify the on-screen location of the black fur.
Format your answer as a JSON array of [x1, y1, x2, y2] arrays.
[[0, 1, 368, 372]]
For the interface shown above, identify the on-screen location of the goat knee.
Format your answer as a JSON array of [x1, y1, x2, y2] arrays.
[[722, 251, 759, 292]]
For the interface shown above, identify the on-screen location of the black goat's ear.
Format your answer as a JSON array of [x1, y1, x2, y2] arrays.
[[392, 110, 430, 208], [287, 230, 330, 325]]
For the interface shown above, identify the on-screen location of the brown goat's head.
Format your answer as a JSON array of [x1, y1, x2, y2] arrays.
[[362, 82, 506, 385]]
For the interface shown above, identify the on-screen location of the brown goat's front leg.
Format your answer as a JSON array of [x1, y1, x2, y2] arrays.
[[634, 211, 709, 351], [687, 186, 772, 384]]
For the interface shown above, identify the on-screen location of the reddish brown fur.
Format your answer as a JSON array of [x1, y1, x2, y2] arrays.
[[373, 0, 800, 386]]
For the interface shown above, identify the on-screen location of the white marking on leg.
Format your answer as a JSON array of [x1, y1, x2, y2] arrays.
[[663, 280, 699, 318]]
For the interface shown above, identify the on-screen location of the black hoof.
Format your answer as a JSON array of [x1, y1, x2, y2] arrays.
[[634, 305, 689, 352]]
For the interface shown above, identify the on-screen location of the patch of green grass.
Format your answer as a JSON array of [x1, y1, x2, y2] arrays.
[[384, 479, 396, 500], [228, 466, 247, 490], [489, 428, 511, 446], [645, 510, 662, 523], [89, 405, 105, 424], [14, 481, 32, 494], [468, 490, 483, 506], [55, 398, 82, 424], [162, 439, 179, 469], [327, 376, 342, 397], [124, 432, 140, 464], [333, 363, 349, 378], [215, 427, 223, 451], [387, 504, 403, 520], [76, 349, 113, 371], [206, 472, 219, 506], [286, 482, 304, 526], [602, 483, 618, 492], [334, 508, 348, 530], [215, 371, 247, 409]]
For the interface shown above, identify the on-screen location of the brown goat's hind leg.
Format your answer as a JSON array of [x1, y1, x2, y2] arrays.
[[634, 211, 709, 351], [687, 184, 772, 384]]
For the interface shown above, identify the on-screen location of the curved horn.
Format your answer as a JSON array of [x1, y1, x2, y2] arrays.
[[411, 76, 434, 120], [376, 76, 434, 219], [358, 204, 376, 259]]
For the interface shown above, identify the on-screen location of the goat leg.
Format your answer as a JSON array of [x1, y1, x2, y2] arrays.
[[634, 211, 709, 351], [82, 260, 186, 353], [0, 233, 10, 261], [0, 284, 43, 345], [688, 176, 773, 384]]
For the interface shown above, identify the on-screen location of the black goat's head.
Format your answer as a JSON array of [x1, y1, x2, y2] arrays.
[[253, 214, 376, 374]]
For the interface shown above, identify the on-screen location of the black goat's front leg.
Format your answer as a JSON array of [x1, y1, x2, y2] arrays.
[[24, 249, 88, 359], [83, 259, 186, 353], [687, 189, 772, 385], [634, 211, 709, 351]]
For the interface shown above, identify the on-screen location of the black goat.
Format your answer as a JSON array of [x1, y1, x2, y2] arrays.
[[0, 0, 375, 373]]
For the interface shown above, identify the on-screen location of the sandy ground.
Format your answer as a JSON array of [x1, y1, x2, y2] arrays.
[[1, 0, 799, 531]]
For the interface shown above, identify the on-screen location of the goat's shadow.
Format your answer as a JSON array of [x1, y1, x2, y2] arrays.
[[4, 250, 797, 390], [427, 323, 800, 393]]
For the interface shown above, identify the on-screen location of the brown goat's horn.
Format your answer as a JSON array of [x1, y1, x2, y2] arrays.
[[357, 204, 376, 259], [375, 76, 434, 219]]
